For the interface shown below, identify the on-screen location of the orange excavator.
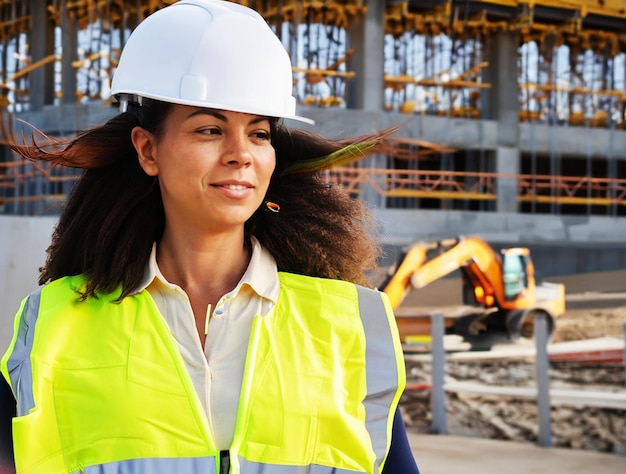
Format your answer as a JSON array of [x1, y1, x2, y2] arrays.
[[381, 236, 565, 349]]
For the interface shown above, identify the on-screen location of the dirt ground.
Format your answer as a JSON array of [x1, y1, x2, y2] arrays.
[[551, 305, 626, 343], [548, 268, 626, 343], [398, 270, 626, 454]]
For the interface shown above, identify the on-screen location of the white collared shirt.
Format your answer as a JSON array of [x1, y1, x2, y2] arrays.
[[134, 237, 280, 450]]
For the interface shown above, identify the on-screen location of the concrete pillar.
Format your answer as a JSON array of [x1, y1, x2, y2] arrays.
[[483, 31, 520, 144], [496, 146, 519, 213], [346, 2, 387, 209], [29, 0, 55, 110], [61, 1, 78, 105], [346, 0, 385, 111], [360, 153, 387, 210], [483, 31, 521, 213]]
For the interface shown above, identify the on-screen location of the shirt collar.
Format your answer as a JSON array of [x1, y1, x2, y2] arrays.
[[134, 236, 279, 303]]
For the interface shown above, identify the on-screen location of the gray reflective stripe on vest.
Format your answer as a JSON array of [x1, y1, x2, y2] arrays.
[[81, 456, 217, 473], [356, 286, 399, 473], [5, 288, 42, 416], [238, 458, 356, 473]]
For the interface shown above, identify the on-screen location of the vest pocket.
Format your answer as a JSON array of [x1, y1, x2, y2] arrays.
[[12, 409, 65, 473], [127, 354, 187, 396], [51, 364, 211, 468], [51, 365, 153, 449], [238, 370, 324, 464]]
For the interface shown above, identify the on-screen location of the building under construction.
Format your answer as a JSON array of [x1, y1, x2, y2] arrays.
[[1, 0, 626, 276]]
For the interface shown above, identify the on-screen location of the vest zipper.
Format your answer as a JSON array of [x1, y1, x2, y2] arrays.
[[219, 450, 230, 474]]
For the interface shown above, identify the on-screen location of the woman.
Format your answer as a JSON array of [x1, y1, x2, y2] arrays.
[[1, 1, 419, 473]]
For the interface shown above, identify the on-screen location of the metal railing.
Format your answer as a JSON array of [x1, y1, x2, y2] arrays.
[[327, 167, 626, 209], [4, 161, 626, 215], [0, 158, 81, 215]]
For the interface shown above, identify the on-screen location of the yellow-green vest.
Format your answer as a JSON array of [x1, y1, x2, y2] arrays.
[[2, 272, 405, 474]]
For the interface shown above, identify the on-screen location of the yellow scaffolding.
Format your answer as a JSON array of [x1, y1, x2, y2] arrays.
[[0, 1, 623, 124]]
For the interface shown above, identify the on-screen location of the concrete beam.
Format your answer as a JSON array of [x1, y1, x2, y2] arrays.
[[373, 208, 626, 244], [496, 146, 520, 213], [519, 123, 626, 159], [12, 103, 626, 161]]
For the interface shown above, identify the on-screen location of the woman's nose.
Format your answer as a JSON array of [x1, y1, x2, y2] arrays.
[[223, 133, 252, 167]]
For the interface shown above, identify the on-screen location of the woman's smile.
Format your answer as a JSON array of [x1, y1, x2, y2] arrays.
[[211, 180, 255, 199]]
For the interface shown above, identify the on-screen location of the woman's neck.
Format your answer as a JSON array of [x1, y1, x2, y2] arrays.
[[156, 227, 251, 305]]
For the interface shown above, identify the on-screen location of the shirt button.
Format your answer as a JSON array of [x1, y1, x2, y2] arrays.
[[214, 307, 225, 318]]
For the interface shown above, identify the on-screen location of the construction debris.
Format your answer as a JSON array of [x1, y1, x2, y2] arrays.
[[400, 302, 626, 454]]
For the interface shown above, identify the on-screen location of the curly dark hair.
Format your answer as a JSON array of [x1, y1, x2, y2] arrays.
[[11, 101, 391, 299]]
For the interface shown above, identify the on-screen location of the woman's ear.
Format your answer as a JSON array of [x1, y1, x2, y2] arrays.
[[131, 126, 159, 176]]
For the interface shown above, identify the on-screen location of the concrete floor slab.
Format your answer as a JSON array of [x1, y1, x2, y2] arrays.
[[407, 431, 626, 474]]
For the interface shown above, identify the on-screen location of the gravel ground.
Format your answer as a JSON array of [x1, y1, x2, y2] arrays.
[[398, 280, 626, 454]]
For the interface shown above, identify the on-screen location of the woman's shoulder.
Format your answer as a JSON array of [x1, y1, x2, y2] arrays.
[[19, 274, 85, 301], [277, 271, 354, 290], [19, 274, 124, 309], [45, 274, 87, 290], [277, 271, 384, 300]]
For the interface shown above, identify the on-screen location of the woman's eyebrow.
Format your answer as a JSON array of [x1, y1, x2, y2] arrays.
[[187, 108, 270, 125], [187, 108, 228, 121]]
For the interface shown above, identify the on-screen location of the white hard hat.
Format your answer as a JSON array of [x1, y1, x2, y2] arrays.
[[110, 0, 312, 124]]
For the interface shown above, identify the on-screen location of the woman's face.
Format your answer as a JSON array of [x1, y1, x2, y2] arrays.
[[132, 105, 276, 234]]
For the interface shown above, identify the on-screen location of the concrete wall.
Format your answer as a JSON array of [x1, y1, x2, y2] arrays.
[[373, 209, 626, 281], [373, 209, 626, 245], [0, 216, 56, 352], [11, 103, 626, 158]]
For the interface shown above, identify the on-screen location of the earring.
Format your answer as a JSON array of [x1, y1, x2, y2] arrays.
[[265, 201, 280, 213]]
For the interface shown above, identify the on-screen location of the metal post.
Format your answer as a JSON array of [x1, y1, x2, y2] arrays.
[[534, 313, 552, 447], [429, 312, 447, 434]]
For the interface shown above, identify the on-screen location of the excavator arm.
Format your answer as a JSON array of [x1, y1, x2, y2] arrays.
[[383, 236, 508, 310]]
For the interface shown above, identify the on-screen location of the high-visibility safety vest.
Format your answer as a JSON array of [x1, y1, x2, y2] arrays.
[[2, 272, 405, 474]]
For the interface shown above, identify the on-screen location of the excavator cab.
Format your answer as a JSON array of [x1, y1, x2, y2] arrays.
[[500, 248, 536, 307], [502, 252, 528, 301]]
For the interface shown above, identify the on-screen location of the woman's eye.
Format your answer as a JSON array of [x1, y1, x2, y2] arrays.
[[199, 127, 221, 135], [252, 131, 271, 141]]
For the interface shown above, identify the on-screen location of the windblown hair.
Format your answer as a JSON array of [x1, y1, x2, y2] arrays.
[[12, 101, 390, 299]]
